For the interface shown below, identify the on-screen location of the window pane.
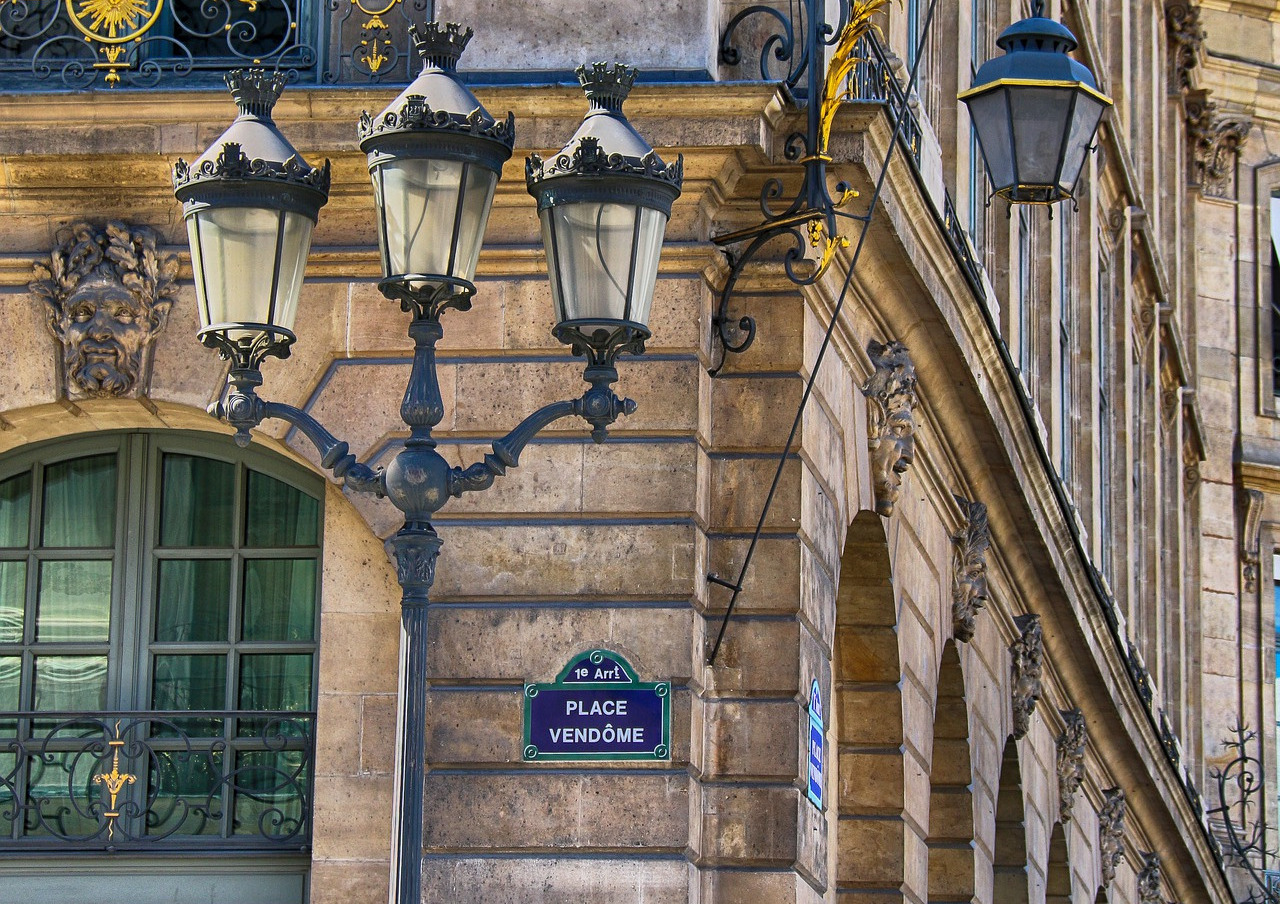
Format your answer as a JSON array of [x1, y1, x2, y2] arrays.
[[152, 655, 227, 738], [160, 454, 235, 547], [41, 454, 116, 547], [0, 656, 18, 711], [32, 656, 107, 711], [155, 559, 231, 642], [0, 473, 30, 548], [24, 750, 100, 838], [245, 471, 318, 548], [232, 748, 307, 839], [148, 748, 224, 837], [36, 560, 111, 642], [0, 561, 25, 643], [239, 654, 311, 712], [242, 560, 316, 642]]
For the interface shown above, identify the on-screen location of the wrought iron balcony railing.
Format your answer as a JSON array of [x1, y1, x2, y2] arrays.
[[849, 34, 987, 301], [0, 0, 426, 89], [0, 710, 313, 851]]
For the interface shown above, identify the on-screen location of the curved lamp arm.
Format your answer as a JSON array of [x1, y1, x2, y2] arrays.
[[450, 378, 637, 498], [212, 376, 385, 497]]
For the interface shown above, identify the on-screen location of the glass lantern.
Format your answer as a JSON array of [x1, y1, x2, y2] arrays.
[[173, 69, 330, 357], [526, 63, 683, 357]]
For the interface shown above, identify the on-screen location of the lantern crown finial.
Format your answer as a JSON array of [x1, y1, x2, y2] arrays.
[[226, 69, 286, 120], [410, 22, 472, 72], [578, 62, 637, 114], [995, 16, 1079, 56]]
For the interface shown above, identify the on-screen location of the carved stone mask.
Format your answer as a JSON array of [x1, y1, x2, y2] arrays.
[[862, 340, 918, 517], [30, 222, 178, 400]]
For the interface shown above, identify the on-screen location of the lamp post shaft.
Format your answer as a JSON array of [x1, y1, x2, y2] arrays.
[[388, 528, 440, 904]]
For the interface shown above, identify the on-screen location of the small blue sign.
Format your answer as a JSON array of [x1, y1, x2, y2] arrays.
[[807, 679, 824, 809], [523, 650, 670, 762]]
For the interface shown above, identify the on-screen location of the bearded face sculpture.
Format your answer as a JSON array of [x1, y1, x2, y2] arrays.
[[30, 223, 178, 400], [862, 340, 919, 517]]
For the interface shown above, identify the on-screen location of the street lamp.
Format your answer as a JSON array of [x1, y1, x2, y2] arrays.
[[959, 0, 1111, 205], [173, 26, 682, 904]]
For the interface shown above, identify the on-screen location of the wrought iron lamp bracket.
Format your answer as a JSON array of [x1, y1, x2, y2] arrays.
[[709, 0, 888, 375], [205, 280, 639, 524], [1208, 724, 1280, 903]]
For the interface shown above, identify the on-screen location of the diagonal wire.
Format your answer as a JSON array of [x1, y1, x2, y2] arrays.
[[707, 0, 940, 664]]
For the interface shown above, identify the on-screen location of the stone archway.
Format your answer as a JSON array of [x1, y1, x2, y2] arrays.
[[993, 738, 1029, 904], [927, 641, 977, 904], [832, 509, 909, 894], [1046, 821, 1072, 904]]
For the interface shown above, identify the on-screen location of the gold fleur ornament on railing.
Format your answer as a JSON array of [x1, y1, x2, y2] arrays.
[[91, 721, 137, 840], [66, 0, 163, 84]]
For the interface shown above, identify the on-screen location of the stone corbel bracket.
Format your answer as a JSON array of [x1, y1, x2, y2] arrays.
[[1099, 787, 1128, 887], [862, 340, 919, 518], [1185, 90, 1252, 199], [1165, 1, 1205, 94], [1137, 851, 1164, 904], [1010, 613, 1043, 740], [1056, 708, 1087, 823], [1240, 487, 1264, 593], [951, 495, 990, 643]]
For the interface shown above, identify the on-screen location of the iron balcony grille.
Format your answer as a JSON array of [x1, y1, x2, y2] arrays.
[[0, 0, 424, 89], [0, 710, 314, 852], [849, 33, 987, 300]]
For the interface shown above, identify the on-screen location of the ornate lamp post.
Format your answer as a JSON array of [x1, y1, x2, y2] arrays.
[[959, 0, 1111, 205], [173, 25, 681, 904]]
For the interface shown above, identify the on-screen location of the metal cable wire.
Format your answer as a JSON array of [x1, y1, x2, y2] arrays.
[[707, 0, 941, 663]]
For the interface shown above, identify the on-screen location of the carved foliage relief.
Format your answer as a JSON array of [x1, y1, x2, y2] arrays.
[[862, 340, 918, 518], [1185, 90, 1251, 199], [1165, 1, 1204, 92], [1056, 708, 1087, 823], [1137, 851, 1163, 904], [951, 495, 990, 643], [1010, 613, 1043, 740], [1100, 787, 1128, 887], [29, 222, 178, 401]]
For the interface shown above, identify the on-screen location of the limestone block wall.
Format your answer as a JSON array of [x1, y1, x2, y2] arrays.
[[0, 66, 1238, 904]]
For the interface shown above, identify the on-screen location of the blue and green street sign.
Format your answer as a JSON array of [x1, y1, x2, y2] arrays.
[[523, 650, 670, 762]]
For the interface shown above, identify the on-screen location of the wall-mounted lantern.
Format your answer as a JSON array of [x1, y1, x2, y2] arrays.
[[960, 0, 1112, 205]]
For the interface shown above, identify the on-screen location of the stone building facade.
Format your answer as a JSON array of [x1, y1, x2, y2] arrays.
[[0, 0, 1267, 902]]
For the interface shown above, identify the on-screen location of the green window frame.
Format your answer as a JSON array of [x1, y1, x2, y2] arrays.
[[0, 430, 322, 857]]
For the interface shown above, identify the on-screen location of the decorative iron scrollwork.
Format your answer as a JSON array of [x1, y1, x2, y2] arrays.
[[1208, 725, 1280, 903], [0, 710, 314, 850]]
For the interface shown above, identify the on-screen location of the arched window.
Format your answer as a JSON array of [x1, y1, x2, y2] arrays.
[[0, 431, 321, 901]]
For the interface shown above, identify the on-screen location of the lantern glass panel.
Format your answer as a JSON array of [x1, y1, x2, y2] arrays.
[[541, 201, 666, 329], [1009, 86, 1074, 186], [968, 89, 1016, 191], [628, 206, 667, 329], [455, 164, 498, 281], [374, 158, 497, 282], [1058, 94, 1108, 194], [187, 207, 314, 338]]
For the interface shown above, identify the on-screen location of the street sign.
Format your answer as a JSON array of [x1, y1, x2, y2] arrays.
[[807, 678, 824, 809], [523, 650, 670, 762]]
